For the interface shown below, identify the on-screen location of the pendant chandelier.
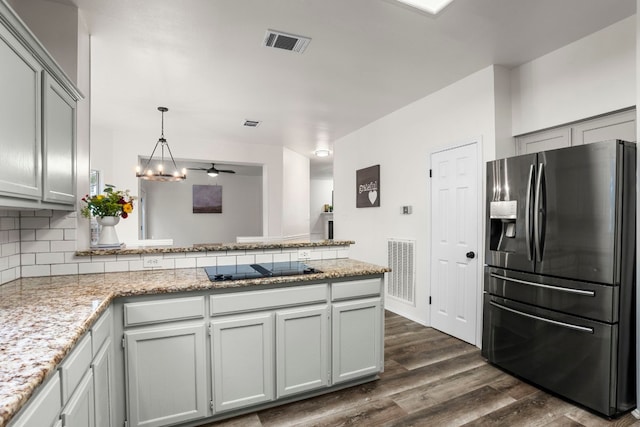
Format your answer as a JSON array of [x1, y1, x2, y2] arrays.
[[135, 107, 187, 182]]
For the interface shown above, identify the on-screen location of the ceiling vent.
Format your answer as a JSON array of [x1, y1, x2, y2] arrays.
[[243, 120, 261, 127], [263, 29, 311, 53]]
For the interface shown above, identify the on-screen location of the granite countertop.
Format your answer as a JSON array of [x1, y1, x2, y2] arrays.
[[0, 258, 388, 426], [75, 239, 355, 256]]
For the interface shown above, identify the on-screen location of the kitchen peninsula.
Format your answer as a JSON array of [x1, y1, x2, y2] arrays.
[[0, 240, 389, 427]]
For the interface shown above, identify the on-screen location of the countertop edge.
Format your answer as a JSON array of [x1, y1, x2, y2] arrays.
[[74, 240, 355, 256]]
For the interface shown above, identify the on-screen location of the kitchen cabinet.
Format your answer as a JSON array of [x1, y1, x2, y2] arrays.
[[8, 372, 61, 427], [107, 275, 384, 426], [60, 370, 94, 427], [10, 318, 107, 427], [210, 312, 275, 412], [275, 304, 330, 398], [571, 109, 636, 145], [91, 306, 114, 427], [331, 279, 383, 384], [0, 21, 42, 201], [515, 108, 636, 155], [123, 297, 208, 427], [92, 339, 114, 427], [515, 127, 571, 155], [209, 284, 329, 412], [42, 73, 76, 205], [0, 1, 80, 209]]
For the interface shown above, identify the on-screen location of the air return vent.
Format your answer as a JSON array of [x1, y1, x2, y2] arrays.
[[263, 29, 311, 53], [243, 120, 261, 127], [387, 239, 416, 305]]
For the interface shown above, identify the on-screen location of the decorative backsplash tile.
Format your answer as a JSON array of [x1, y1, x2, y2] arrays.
[[0, 209, 350, 285]]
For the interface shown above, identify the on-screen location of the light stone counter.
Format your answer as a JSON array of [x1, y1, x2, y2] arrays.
[[75, 239, 354, 256], [0, 258, 388, 426]]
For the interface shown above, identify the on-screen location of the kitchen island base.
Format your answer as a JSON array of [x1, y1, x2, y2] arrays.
[[110, 275, 385, 427]]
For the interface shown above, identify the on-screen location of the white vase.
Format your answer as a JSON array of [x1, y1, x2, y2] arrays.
[[97, 216, 120, 246]]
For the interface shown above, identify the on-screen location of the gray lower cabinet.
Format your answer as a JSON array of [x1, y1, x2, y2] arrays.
[[92, 338, 114, 427], [8, 372, 61, 427], [60, 370, 94, 427], [124, 322, 208, 427], [275, 304, 330, 398], [210, 312, 275, 412], [332, 297, 383, 384]]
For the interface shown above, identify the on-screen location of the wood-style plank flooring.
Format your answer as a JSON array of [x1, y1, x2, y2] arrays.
[[202, 311, 640, 427]]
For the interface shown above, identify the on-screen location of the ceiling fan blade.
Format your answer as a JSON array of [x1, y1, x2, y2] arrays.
[[186, 167, 207, 171], [218, 169, 236, 174]]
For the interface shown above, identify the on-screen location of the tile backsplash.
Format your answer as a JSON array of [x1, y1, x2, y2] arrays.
[[0, 210, 20, 284], [0, 209, 348, 285]]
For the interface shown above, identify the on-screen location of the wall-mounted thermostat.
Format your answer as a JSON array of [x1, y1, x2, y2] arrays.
[[402, 206, 412, 215]]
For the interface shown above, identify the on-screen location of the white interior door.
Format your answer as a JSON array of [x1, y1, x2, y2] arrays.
[[430, 142, 479, 344]]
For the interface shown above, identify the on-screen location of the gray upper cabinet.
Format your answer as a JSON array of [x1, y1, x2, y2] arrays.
[[515, 109, 636, 156], [0, 1, 81, 208], [515, 128, 571, 155], [571, 109, 636, 145], [0, 22, 42, 201], [42, 73, 76, 204]]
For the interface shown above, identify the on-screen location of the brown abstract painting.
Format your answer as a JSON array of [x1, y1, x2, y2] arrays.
[[193, 185, 222, 213]]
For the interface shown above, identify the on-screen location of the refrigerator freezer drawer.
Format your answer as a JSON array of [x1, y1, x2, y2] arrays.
[[482, 295, 634, 416], [485, 267, 618, 323]]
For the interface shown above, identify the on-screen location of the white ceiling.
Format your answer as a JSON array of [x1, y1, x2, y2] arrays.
[[70, 0, 636, 179]]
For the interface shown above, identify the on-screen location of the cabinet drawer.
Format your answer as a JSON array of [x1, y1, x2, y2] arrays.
[[91, 307, 112, 355], [210, 284, 328, 315], [9, 372, 61, 427], [124, 296, 205, 327], [331, 279, 382, 301], [60, 333, 92, 402]]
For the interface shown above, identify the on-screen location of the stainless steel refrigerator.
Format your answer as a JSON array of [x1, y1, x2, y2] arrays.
[[482, 140, 636, 417]]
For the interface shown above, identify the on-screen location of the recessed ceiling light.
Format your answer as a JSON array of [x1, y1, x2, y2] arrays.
[[394, 0, 454, 15], [314, 149, 331, 158]]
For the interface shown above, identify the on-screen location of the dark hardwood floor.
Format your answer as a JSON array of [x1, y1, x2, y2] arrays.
[[203, 311, 640, 427]]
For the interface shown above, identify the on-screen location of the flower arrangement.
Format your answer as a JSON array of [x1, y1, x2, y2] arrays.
[[81, 185, 135, 219]]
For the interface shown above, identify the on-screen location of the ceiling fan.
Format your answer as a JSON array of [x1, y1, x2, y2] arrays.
[[187, 163, 236, 177]]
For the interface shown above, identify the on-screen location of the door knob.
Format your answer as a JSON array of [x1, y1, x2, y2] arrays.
[[466, 251, 476, 259]]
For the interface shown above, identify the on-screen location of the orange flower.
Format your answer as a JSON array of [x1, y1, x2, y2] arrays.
[[123, 203, 133, 214]]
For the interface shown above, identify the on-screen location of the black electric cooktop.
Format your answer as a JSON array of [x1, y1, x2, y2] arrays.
[[204, 261, 320, 281]]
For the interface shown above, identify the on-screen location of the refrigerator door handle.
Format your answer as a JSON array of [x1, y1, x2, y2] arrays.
[[525, 164, 535, 261], [489, 273, 596, 296], [489, 301, 594, 333], [534, 163, 545, 262]]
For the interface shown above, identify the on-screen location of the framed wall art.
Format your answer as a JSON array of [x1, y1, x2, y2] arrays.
[[193, 184, 222, 213], [356, 165, 380, 208]]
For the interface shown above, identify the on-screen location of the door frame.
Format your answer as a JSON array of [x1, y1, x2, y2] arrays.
[[428, 136, 484, 347]]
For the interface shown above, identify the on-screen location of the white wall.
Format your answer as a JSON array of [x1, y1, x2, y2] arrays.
[[333, 65, 499, 326], [310, 178, 333, 240], [282, 148, 310, 238], [512, 16, 636, 136], [143, 171, 262, 246]]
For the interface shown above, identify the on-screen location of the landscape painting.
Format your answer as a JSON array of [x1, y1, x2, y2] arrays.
[[193, 185, 222, 213]]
